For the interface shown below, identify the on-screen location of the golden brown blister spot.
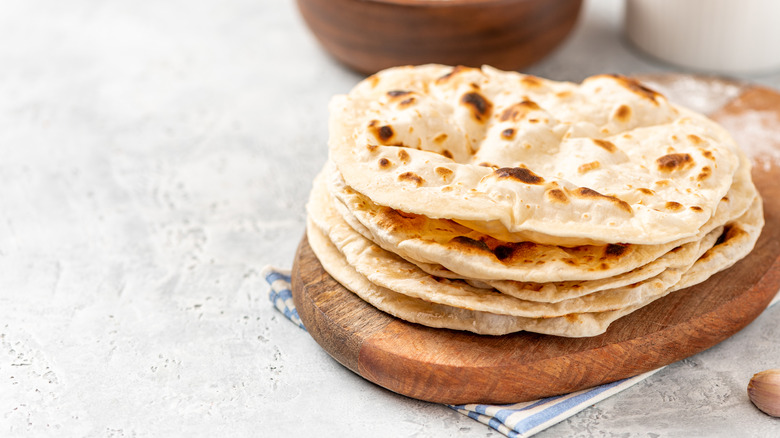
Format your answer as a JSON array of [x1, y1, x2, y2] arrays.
[[700, 224, 747, 262], [605, 74, 662, 104], [398, 171, 424, 186], [435, 167, 454, 181], [573, 187, 633, 214], [698, 249, 715, 262], [460, 92, 493, 122], [433, 133, 448, 144], [368, 74, 380, 88], [546, 188, 569, 203], [715, 224, 746, 247], [378, 158, 392, 169], [436, 65, 473, 84], [656, 153, 694, 172], [499, 100, 541, 122], [614, 104, 632, 122], [687, 134, 705, 145], [520, 75, 544, 88], [555, 90, 573, 99], [366, 144, 378, 153], [449, 236, 492, 255], [578, 161, 601, 174], [637, 188, 655, 195], [400, 97, 416, 107], [622, 133, 633, 140], [701, 149, 715, 160], [593, 139, 617, 152], [441, 149, 454, 159], [374, 207, 424, 234], [697, 166, 712, 181], [397, 149, 410, 163], [441, 186, 453, 192], [665, 201, 683, 211], [501, 128, 516, 140], [493, 167, 544, 184], [479, 162, 498, 169]]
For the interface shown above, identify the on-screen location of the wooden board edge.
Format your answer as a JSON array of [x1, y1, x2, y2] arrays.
[[353, 251, 780, 405], [291, 233, 394, 376]]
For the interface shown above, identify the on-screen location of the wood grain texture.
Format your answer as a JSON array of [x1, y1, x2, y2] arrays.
[[291, 76, 780, 404], [295, 0, 582, 74]]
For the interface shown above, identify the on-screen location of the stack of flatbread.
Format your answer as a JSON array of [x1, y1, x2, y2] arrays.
[[306, 64, 764, 337]]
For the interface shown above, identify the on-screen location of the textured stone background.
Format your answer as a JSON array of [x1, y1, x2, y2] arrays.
[[1, 1, 779, 437]]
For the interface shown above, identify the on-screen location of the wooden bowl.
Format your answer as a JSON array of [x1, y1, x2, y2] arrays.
[[296, 0, 583, 74]]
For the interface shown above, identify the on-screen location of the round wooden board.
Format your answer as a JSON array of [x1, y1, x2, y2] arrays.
[[291, 74, 780, 405]]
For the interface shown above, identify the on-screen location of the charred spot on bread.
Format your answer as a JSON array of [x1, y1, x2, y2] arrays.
[[493, 167, 545, 184], [593, 139, 617, 152], [499, 101, 541, 122], [573, 187, 633, 214], [398, 171, 424, 186], [460, 92, 493, 122], [656, 153, 694, 172]]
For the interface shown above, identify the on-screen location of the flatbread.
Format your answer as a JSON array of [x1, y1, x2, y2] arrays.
[[305, 197, 763, 336], [308, 171, 726, 317], [670, 196, 764, 292], [328, 65, 742, 245], [326, 150, 755, 282], [306, 217, 643, 337], [307, 64, 764, 337]]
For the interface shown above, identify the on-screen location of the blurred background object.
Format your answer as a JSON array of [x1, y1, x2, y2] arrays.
[[626, 0, 780, 75], [295, 0, 582, 74]]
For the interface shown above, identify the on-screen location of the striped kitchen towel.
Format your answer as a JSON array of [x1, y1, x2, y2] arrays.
[[265, 267, 305, 330], [262, 266, 779, 438]]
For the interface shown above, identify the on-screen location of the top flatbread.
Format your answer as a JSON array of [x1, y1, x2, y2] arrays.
[[328, 64, 742, 245]]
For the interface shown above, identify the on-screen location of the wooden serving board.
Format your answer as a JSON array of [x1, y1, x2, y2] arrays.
[[291, 75, 780, 405]]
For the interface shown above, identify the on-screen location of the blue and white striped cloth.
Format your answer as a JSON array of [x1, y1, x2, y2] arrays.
[[263, 266, 779, 438], [265, 267, 305, 331]]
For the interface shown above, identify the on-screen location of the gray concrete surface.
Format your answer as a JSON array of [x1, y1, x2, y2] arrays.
[[1, 0, 779, 436]]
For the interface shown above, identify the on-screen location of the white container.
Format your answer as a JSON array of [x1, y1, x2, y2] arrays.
[[625, 0, 780, 75]]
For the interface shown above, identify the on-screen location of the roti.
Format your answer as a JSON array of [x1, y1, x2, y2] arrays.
[[326, 150, 755, 282], [328, 65, 742, 245]]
